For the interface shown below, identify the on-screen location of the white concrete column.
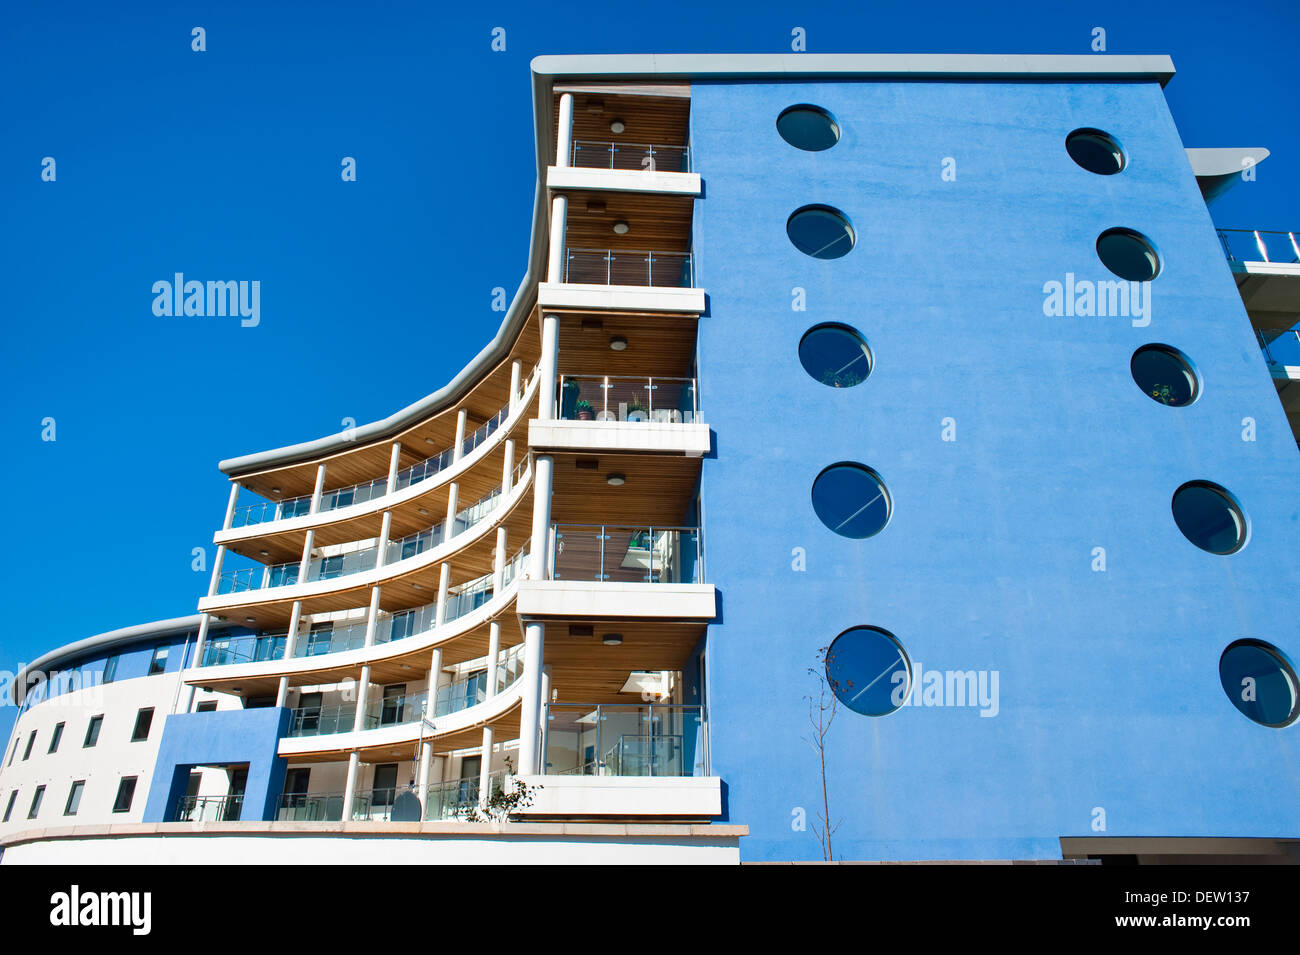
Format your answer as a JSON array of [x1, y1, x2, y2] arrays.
[[485, 621, 502, 698], [518, 621, 546, 775], [556, 91, 574, 168], [386, 442, 402, 491], [452, 408, 468, 462], [509, 360, 523, 412], [434, 563, 452, 627], [375, 511, 393, 567], [209, 544, 227, 594], [478, 726, 494, 808], [309, 464, 327, 514], [417, 741, 433, 814], [428, 647, 444, 716], [274, 600, 304, 708], [445, 481, 460, 540], [537, 312, 560, 421], [501, 440, 515, 494], [297, 529, 315, 582], [529, 455, 555, 581], [493, 526, 508, 591], [547, 197, 569, 284], [362, 586, 382, 648], [343, 751, 360, 821], [221, 482, 241, 531], [353, 665, 371, 733]]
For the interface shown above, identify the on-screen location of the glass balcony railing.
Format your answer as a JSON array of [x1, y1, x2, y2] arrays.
[[394, 447, 454, 492], [174, 793, 244, 822], [202, 632, 288, 666], [433, 644, 524, 717], [551, 525, 703, 584], [287, 702, 358, 737], [558, 375, 698, 424], [321, 477, 388, 513], [277, 791, 348, 822], [423, 772, 508, 820], [463, 404, 510, 458], [386, 523, 445, 565], [571, 140, 689, 173], [543, 704, 707, 777], [1218, 229, 1300, 265], [306, 547, 379, 582], [563, 249, 694, 288], [363, 690, 430, 730], [1257, 328, 1300, 367], [230, 495, 310, 528], [293, 619, 370, 658]]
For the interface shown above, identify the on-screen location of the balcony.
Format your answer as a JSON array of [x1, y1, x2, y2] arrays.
[[175, 794, 244, 823], [1218, 229, 1300, 331], [539, 249, 704, 314], [558, 375, 697, 424], [571, 140, 689, 173], [543, 704, 706, 777], [552, 525, 702, 585]]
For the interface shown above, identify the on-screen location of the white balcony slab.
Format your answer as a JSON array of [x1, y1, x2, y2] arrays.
[[538, 282, 705, 314], [516, 580, 716, 619], [547, 165, 701, 196], [529, 419, 710, 456], [516, 775, 721, 818]]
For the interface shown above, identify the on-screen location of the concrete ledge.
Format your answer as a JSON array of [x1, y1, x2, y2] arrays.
[[548, 165, 701, 196], [529, 419, 711, 456], [518, 775, 721, 818], [516, 580, 716, 619], [0, 820, 748, 865], [538, 282, 705, 314]]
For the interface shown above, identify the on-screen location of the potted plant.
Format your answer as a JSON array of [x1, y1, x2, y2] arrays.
[[625, 396, 648, 421], [575, 399, 595, 421], [820, 368, 864, 389]]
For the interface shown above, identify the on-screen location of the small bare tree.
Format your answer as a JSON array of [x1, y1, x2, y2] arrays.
[[804, 646, 842, 861]]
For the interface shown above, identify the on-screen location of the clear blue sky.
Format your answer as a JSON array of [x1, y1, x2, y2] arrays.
[[2, 0, 1296, 742]]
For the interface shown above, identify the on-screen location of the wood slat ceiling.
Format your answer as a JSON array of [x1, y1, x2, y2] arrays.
[[555, 89, 690, 153], [555, 310, 698, 379], [545, 619, 706, 705], [232, 308, 542, 501], [550, 453, 701, 527], [563, 190, 693, 254]]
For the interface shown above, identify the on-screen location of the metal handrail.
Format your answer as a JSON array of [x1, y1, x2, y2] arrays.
[[1256, 328, 1300, 366], [543, 703, 707, 777], [571, 140, 690, 173], [558, 375, 698, 423], [1217, 229, 1300, 264], [550, 524, 704, 584], [563, 248, 694, 288]]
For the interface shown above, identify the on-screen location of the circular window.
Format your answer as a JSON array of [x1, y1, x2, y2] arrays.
[[826, 626, 911, 716], [1096, 228, 1161, 281], [799, 324, 872, 388], [1171, 481, 1247, 555], [777, 105, 840, 151], [787, 205, 855, 260], [1219, 640, 1299, 727], [1066, 128, 1127, 175], [811, 463, 890, 539], [1131, 345, 1199, 406]]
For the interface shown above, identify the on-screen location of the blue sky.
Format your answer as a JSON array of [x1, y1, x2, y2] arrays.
[[1, 0, 1296, 741]]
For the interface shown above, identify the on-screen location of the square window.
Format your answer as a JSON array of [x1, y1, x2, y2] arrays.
[[130, 708, 154, 742], [84, 715, 103, 747], [113, 777, 137, 813], [63, 780, 85, 816], [47, 722, 64, 754], [148, 645, 169, 676], [27, 785, 45, 819]]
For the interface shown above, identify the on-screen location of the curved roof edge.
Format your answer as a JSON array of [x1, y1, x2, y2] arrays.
[[217, 51, 1176, 479], [10, 614, 235, 707], [1185, 147, 1270, 202]]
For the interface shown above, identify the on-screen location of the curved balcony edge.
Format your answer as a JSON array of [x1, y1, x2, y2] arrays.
[[275, 677, 525, 759], [200, 462, 534, 614], [216, 369, 542, 545]]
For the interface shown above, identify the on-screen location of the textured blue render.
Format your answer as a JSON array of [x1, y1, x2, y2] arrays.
[[142, 707, 291, 822], [690, 79, 1300, 862]]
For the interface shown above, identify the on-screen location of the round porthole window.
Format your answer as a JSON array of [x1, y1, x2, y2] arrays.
[[1171, 481, 1247, 555], [1066, 128, 1127, 175], [826, 626, 911, 716], [1219, 640, 1300, 728], [1131, 344, 1199, 406], [777, 105, 841, 151], [787, 205, 855, 260], [811, 463, 890, 539], [1096, 228, 1161, 282], [799, 323, 872, 388]]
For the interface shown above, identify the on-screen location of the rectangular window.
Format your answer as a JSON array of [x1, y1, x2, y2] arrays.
[[47, 722, 65, 754], [7, 738, 17, 766], [112, 777, 137, 813], [148, 645, 169, 676], [103, 654, 120, 684], [63, 780, 85, 816], [372, 763, 398, 808], [27, 785, 45, 819], [3, 790, 17, 822], [130, 708, 154, 742], [84, 715, 103, 747], [21, 731, 36, 761], [195, 700, 218, 712]]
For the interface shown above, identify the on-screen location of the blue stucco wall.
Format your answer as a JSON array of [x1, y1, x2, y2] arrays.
[[691, 79, 1300, 861], [142, 706, 291, 822]]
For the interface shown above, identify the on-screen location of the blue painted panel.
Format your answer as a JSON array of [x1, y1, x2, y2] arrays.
[[691, 79, 1300, 861], [142, 707, 291, 822]]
